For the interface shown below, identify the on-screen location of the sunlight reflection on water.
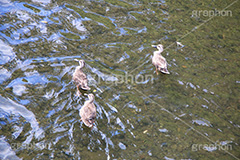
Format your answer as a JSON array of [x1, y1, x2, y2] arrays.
[[0, 0, 239, 159]]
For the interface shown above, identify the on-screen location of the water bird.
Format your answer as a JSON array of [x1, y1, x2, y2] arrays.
[[176, 41, 184, 48], [151, 44, 170, 75], [79, 94, 97, 128], [73, 59, 90, 96]]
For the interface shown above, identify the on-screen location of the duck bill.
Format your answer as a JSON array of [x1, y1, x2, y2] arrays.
[[151, 45, 157, 48]]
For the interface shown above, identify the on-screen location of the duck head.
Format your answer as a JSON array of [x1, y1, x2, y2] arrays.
[[152, 44, 164, 53], [74, 59, 85, 69]]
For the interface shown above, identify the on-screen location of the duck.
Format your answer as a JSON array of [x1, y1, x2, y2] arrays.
[[72, 59, 90, 95], [151, 44, 170, 75], [79, 93, 97, 128]]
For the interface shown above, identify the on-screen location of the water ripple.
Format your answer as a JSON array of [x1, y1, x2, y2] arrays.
[[0, 0, 239, 159]]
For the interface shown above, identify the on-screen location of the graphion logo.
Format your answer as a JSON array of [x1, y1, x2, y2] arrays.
[[192, 142, 232, 152], [192, 9, 232, 17], [11, 142, 37, 150], [11, 142, 51, 150]]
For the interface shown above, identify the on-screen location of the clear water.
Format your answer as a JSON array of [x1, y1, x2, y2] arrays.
[[0, 0, 239, 159]]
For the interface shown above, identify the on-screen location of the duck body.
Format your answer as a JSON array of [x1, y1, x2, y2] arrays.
[[151, 44, 170, 75], [79, 94, 96, 128], [72, 59, 90, 95]]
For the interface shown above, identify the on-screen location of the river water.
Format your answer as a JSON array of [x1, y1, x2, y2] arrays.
[[0, 0, 239, 159]]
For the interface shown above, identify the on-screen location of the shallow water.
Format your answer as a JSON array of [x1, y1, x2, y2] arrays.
[[0, 0, 239, 159]]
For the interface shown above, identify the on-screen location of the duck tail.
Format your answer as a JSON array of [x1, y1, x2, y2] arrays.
[[161, 68, 170, 74], [82, 86, 91, 90]]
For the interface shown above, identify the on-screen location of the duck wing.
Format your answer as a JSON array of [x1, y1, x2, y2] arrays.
[[73, 70, 89, 89], [80, 102, 96, 127], [152, 54, 167, 69], [80, 102, 96, 119]]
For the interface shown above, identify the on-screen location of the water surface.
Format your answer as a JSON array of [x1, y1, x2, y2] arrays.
[[0, 0, 239, 159]]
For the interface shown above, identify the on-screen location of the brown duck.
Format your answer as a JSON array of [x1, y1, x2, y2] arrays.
[[79, 94, 96, 128], [151, 44, 170, 75], [73, 59, 90, 95]]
